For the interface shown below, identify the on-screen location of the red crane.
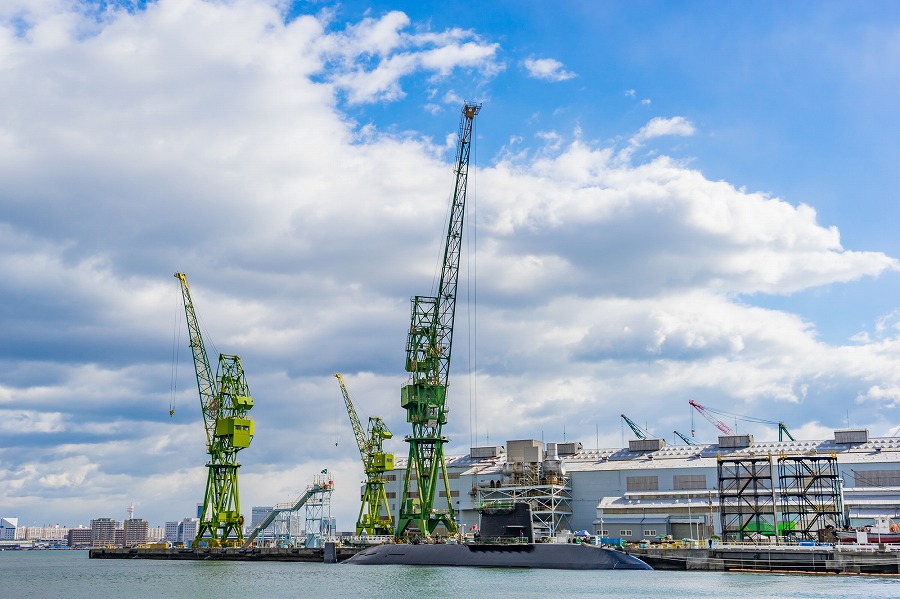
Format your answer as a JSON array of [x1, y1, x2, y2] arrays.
[[689, 399, 734, 436]]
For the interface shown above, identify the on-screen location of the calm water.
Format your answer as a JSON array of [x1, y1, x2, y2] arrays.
[[1, 549, 898, 598]]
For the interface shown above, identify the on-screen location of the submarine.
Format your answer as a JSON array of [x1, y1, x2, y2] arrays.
[[344, 541, 651, 570], [344, 503, 651, 570]]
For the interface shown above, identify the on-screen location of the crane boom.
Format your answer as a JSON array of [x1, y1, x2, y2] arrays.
[[689, 399, 734, 435], [689, 399, 795, 441], [674, 430, 696, 445], [175, 272, 217, 449], [397, 102, 481, 538], [335, 373, 367, 457], [620, 414, 652, 439]]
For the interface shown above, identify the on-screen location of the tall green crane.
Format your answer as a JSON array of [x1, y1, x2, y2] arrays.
[[175, 272, 255, 547], [334, 373, 394, 536], [397, 102, 481, 538]]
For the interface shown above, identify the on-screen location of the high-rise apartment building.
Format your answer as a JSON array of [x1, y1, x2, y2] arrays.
[[178, 518, 199, 545], [164, 521, 179, 542], [90, 518, 117, 547], [123, 518, 149, 547]]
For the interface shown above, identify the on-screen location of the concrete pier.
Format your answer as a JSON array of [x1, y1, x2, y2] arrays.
[[89, 545, 362, 562], [630, 544, 900, 575]]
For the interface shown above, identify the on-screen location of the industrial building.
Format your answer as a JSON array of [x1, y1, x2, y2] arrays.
[[382, 428, 900, 542]]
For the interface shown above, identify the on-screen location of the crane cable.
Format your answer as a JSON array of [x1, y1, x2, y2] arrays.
[[169, 299, 182, 416], [467, 115, 477, 450]]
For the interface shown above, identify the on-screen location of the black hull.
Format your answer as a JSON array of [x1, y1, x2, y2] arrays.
[[344, 542, 652, 570]]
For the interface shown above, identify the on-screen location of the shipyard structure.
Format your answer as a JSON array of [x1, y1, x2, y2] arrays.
[[381, 429, 899, 543]]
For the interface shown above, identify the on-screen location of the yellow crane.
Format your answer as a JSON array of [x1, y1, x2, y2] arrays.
[[334, 373, 394, 536], [175, 272, 254, 547]]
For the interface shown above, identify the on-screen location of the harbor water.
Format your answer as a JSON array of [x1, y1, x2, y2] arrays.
[[2, 549, 898, 598]]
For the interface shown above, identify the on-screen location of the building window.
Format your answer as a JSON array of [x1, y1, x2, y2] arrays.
[[596, 529, 609, 536], [386, 492, 397, 499], [438, 490, 460, 498], [383, 474, 397, 481], [448, 473, 460, 480], [673, 474, 707, 490], [643, 529, 656, 537], [619, 529, 632, 537], [626, 475, 659, 491]]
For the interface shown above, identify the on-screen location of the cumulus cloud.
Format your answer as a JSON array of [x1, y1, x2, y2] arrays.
[[1, 1, 899, 531], [523, 57, 576, 81]]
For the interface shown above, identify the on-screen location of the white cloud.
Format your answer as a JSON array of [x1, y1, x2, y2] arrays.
[[1, 0, 899, 532], [523, 57, 576, 81], [632, 116, 696, 144]]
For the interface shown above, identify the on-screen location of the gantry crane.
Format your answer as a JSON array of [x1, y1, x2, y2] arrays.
[[397, 102, 481, 538], [620, 414, 653, 439], [689, 399, 795, 441], [175, 272, 255, 547], [334, 373, 395, 536]]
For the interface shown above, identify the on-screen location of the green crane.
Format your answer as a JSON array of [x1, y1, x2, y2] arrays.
[[175, 272, 255, 547], [674, 430, 696, 445], [397, 102, 481, 538], [620, 414, 653, 439], [334, 373, 395, 536]]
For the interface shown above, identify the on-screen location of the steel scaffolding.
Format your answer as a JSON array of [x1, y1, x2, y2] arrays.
[[718, 455, 778, 541], [718, 453, 845, 542], [778, 454, 844, 540], [478, 479, 574, 538]]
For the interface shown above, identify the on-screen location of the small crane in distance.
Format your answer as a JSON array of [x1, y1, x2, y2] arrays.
[[688, 399, 795, 441], [334, 373, 395, 536], [620, 414, 653, 439]]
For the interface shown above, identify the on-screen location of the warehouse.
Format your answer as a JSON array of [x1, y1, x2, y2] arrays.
[[383, 429, 900, 542]]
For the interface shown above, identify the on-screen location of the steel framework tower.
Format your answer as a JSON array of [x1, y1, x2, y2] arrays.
[[397, 102, 481, 538], [334, 373, 394, 535], [175, 272, 255, 547]]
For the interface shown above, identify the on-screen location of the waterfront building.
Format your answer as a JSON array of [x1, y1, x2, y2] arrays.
[[1, 517, 18, 540], [383, 429, 900, 542], [67, 527, 92, 547], [1, 517, 19, 541], [164, 521, 179, 542], [24, 525, 69, 542], [147, 526, 165, 542], [123, 518, 149, 547], [90, 518, 117, 547], [250, 506, 276, 544], [177, 518, 199, 545]]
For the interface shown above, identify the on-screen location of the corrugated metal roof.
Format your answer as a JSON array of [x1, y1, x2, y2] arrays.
[[392, 437, 900, 474]]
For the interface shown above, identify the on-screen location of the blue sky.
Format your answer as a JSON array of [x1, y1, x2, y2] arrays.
[[2, 0, 900, 530]]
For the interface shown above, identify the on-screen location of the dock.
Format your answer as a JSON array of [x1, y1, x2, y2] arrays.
[[630, 544, 900, 575], [89, 542, 362, 562]]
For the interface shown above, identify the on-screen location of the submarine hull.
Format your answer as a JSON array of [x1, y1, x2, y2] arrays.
[[344, 543, 652, 570]]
